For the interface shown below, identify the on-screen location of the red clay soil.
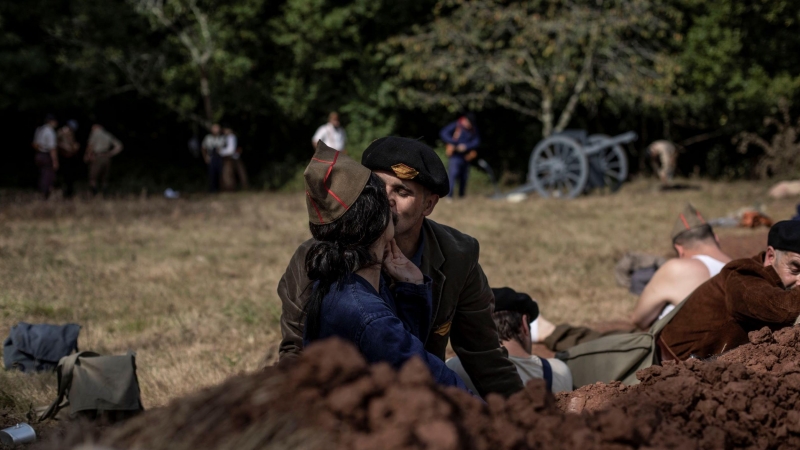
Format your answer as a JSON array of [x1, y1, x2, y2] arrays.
[[40, 329, 800, 450]]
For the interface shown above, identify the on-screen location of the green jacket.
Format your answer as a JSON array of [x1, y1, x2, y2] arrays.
[[277, 218, 524, 397]]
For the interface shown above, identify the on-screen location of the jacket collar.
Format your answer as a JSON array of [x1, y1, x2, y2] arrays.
[[421, 219, 446, 323]]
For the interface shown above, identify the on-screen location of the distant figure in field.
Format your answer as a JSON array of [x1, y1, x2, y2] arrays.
[[32, 114, 59, 199], [57, 120, 80, 199], [532, 204, 732, 352], [312, 111, 346, 152], [439, 114, 480, 198], [85, 123, 123, 196], [202, 123, 226, 193], [648, 140, 676, 185]]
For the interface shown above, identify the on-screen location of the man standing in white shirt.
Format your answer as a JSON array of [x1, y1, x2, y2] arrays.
[[32, 114, 59, 199], [312, 111, 346, 152]]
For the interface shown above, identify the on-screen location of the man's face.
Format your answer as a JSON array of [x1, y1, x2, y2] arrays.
[[329, 114, 340, 128], [373, 170, 438, 238], [764, 247, 800, 289], [211, 124, 221, 135]]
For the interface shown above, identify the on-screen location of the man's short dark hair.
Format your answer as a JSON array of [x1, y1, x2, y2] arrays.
[[673, 224, 716, 247], [493, 310, 525, 345]]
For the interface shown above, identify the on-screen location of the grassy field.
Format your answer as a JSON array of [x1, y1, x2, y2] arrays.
[[0, 178, 794, 418]]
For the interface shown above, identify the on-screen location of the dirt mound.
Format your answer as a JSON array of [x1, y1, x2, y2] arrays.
[[40, 330, 800, 449]]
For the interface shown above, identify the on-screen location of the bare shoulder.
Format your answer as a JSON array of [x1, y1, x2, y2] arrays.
[[657, 258, 710, 281]]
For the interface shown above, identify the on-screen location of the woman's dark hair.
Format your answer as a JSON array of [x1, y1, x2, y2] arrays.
[[304, 173, 391, 340]]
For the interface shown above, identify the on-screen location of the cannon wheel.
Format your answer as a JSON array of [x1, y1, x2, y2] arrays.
[[586, 134, 629, 193], [528, 135, 588, 199]]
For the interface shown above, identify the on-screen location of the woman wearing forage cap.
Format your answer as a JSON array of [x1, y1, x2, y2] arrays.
[[301, 141, 468, 390]]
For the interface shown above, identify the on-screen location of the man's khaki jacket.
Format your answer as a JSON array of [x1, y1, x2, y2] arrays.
[[278, 218, 524, 397]]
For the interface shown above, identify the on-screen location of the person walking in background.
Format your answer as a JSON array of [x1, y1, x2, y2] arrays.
[[648, 140, 677, 185], [440, 113, 480, 198], [85, 123, 123, 196], [311, 111, 346, 152], [201, 123, 226, 193], [32, 114, 59, 199], [57, 120, 80, 198]]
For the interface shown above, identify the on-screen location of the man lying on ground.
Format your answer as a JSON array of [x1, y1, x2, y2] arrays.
[[277, 137, 523, 398], [658, 220, 800, 360], [446, 287, 573, 393], [532, 204, 731, 352]]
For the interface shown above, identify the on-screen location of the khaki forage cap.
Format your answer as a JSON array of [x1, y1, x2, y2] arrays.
[[304, 142, 371, 225], [670, 203, 708, 242]]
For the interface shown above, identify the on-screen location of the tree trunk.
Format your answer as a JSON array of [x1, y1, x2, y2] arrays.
[[542, 91, 554, 137], [199, 64, 213, 125]]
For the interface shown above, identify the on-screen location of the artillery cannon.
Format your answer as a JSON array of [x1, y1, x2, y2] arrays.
[[508, 130, 637, 199]]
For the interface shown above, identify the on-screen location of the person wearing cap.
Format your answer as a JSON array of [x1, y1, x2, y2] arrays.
[[278, 136, 524, 398], [446, 287, 573, 393], [32, 114, 59, 199], [57, 120, 81, 199], [658, 220, 800, 360], [440, 114, 480, 198], [531, 204, 732, 352], [85, 123, 123, 196], [300, 142, 468, 390]]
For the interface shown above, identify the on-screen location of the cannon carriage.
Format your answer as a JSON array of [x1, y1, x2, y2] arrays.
[[508, 130, 637, 199]]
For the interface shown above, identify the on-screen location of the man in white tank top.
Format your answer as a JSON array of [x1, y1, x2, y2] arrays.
[[532, 204, 733, 352]]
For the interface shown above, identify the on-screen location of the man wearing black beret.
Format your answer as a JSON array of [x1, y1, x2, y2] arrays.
[[658, 220, 800, 360], [277, 136, 524, 397]]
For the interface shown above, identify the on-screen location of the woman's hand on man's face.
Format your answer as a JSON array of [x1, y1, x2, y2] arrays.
[[383, 239, 424, 284]]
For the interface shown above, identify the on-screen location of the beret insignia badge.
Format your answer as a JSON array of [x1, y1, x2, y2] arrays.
[[391, 163, 419, 180]]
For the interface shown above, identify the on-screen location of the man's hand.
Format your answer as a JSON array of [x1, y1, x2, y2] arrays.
[[382, 239, 423, 284], [457, 144, 467, 152]]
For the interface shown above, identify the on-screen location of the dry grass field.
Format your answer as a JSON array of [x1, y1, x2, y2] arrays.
[[0, 178, 795, 420]]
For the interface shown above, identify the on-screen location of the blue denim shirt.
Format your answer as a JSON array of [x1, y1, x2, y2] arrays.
[[303, 273, 468, 391]]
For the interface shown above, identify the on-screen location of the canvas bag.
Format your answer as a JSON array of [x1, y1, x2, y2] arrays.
[[39, 351, 144, 422], [556, 299, 686, 388]]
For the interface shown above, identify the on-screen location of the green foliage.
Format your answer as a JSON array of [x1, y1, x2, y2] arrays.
[[386, 0, 679, 137]]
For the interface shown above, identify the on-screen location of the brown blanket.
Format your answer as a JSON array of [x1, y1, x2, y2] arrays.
[[660, 252, 800, 360]]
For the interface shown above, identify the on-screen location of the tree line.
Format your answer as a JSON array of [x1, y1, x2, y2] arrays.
[[2, 0, 799, 191]]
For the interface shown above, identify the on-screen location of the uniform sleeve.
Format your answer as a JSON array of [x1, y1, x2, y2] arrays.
[[277, 240, 315, 363], [360, 314, 469, 391], [449, 252, 524, 397], [725, 265, 800, 324], [439, 122, 458, 145]]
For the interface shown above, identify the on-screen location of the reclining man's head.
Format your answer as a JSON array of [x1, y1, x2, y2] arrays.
[[765, 221, 800, 290], [494, 310, 533, 354], [671, 204, 720, 257]]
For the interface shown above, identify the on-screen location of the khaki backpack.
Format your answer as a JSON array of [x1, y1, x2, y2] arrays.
[[39, 351, 144, 422], [556, 300, 685, 388]]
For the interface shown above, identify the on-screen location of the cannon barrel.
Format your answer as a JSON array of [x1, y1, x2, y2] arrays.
[[582, 131, 638, 154]]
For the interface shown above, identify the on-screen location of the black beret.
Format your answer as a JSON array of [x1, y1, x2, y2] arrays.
[[491, 287, 539, 321], [361, 137, 450, 197], [768, 220, 800, 254]]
